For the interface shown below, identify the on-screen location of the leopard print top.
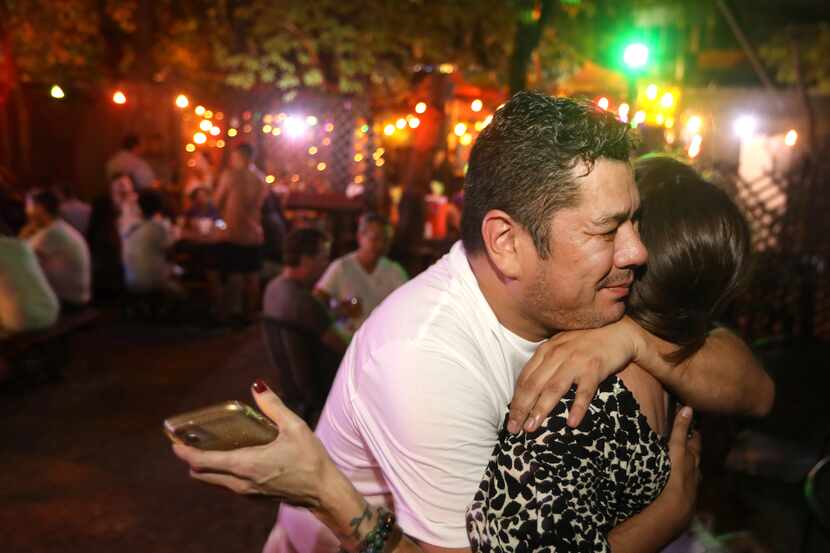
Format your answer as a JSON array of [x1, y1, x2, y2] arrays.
[[466, 376, 671, 553]]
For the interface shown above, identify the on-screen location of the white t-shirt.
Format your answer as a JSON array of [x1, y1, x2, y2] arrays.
[[0, 237, 59, 335], [315, 253, 408, 327], [122, 218, 175, 292], [272, 242, 542, 551], [27, 220, 91, 305]]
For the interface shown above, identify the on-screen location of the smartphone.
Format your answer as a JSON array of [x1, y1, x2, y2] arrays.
[[164, 400, 278, 451]]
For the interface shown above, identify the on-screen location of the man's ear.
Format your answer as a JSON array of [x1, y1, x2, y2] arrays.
[[481, 209, 523, 279]]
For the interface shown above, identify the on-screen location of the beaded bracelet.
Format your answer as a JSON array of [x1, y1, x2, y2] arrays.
[[357, 508, 400, 553]]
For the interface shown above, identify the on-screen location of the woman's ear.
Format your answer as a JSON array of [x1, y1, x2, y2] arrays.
[[481, 210, 523, 279]]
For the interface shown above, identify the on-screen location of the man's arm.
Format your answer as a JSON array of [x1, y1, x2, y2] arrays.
[[509, 316, 774, 433], [632, 324, 774, 418]]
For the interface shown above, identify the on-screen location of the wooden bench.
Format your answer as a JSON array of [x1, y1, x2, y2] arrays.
[[1, 307, 100, 384]]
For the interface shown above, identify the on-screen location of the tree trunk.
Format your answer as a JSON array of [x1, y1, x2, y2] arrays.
[[508, 0, 556, 95]]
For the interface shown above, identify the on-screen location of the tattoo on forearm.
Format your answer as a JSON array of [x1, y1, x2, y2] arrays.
[[348, 502, 372, 539]]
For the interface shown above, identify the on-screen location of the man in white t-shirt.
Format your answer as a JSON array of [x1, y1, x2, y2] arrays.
[[106, 134, 157, 191], [21, 190, 91, 307], [122, 189, 180, 294], [315, 213, 407, 329], [173, 93, 774, 553], [0, 220, 59, 335]]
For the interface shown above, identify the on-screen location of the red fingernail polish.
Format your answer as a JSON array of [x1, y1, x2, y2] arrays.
[[252, 379, 268, 393]]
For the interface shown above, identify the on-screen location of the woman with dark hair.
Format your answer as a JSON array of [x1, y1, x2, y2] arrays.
[[465, 154, 753, 552]]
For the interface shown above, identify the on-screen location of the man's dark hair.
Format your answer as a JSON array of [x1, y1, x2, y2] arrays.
[[358, 212, 388, 233], [235, 143, 255, 161], [628, 155, 752, 363], [461, 91, 636, 258], [137, 189, 164, 219], [30, 189, 60, 217], [283, 227, 328, 267], [122, 134, 140, 151]]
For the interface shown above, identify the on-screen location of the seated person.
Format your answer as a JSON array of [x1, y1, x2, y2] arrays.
[[0, 218, 59, 336], [184, 186, 220, 233], [122, 189, 181, 295], [314, 212, 408, 328], [20, 190, 91, 308], [57, 183, 92, 236], [263, 228, 349, 422]]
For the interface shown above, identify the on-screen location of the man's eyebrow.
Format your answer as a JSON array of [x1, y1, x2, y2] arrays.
[[592, 209, 633, 226]]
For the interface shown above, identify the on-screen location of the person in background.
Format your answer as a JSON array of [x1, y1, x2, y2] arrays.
[[122, 189, 181, 296], [211, 143, 269, 323], [20, 190, 91, 308], [57, 182, 92, 236], [106, 134, 157, 191], [315, 212, 407, 329], [0, 217, 59, 336], [262, 228, 349, 422], [87, 174, 139, 299], [184, 186, 220, 228]]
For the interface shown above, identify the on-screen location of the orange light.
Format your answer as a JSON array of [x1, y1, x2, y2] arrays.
[[204, 110, 213, 119], [185, 143, 196, 153], [408, 117, 420, 129], [195, 105, 206, 116], [308, 146, 318, 155], [396, 118, 407, 129], [200, 119, 213, 132], [471, 99, 483, 112], [216, 139, 226, 148], [209, 126, 221, 136], [193, 132, 207, 144], [383, 124, 395, 136], [354, 154, 364, 162], [227, 128, 238, 137], [317, 162, 327, 171], [265, 175, 276, 184], [454, 123, 467, 137], [113, 91, 127, 105], [325, 123, 334, 132], [460, 133, 473, 146], [175, 94, 189, 109], [415, 102, 427, 114]]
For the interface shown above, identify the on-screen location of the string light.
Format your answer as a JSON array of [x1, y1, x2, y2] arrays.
[[454, 123, 467, 137], [471, 99, 483, 112], [383, 124, 395, 136], [193, 132, 207, 144], [325, 123, 335, 132], [200, 120, 213, 132], [204, 110, 213, 119], [209, 126, 221, 136], [185, 143, 196, 152], [113, 91, 127, 104], [396, 118, 407, 129], [227, 128, 238, 137], [265, 175, 276, 184], [216, 139, 226, 148], [262, 124, 273, 134], [317, 162, 327, 171], [306, 116, 318, 126], [415, 102, 427, 114], [460, 133, 473, 146], [646, 84, 658, 100], [408, 117, 420, 129], [354, 154, 364, 162], [50, 85, 65, 99], [195, 105, 206, 116], [175, 94, 189, 108], [308, 146, 318, 155]]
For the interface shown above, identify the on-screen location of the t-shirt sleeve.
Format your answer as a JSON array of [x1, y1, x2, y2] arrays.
[[315, 259, 342, 298], [351, 339, 500, 548]]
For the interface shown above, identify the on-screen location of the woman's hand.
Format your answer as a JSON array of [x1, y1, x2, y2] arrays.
[[508, 317, 645, 433], [172, 380, 334, 508], [662, 406, 702, 527]]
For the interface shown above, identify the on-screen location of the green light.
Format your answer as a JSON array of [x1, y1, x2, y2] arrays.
[[623, 43, 649, 70]]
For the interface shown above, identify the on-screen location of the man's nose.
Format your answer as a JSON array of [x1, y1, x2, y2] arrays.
[[614, 222, 648, 269]]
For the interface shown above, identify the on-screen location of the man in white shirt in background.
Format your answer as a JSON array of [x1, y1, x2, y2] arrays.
[[122, 189, 181, 296], [314, 213, 407, 329], [106, 134, 157, 191], [20, 190, 91, 308], [0, 218, 59, 336]]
